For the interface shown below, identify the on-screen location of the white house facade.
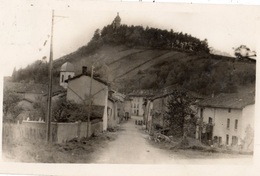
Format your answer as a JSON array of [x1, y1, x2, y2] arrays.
[[66, 69, 109, 131], [197, 93, 255, 151]]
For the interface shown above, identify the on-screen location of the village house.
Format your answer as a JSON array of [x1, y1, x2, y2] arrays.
[[107, 90, 126, 128], [128, 89, 157, 117], [107, 97, 116, 128], [124, 96, 132, 119], [197, 92, 255, 151], [143, 86, 204, 134], [66, 66, 109, 131]]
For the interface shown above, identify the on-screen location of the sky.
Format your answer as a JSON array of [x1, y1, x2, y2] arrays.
[[0, 0, 260, 76]]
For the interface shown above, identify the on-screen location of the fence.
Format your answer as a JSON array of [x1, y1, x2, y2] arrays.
[[3, 120, 103, 143]]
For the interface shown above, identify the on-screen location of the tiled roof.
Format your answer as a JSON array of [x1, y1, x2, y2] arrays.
[[67, 74, 108, 86], [128, 89, 159, 97], [128, 86, 204, 100], [197, 92, 255, 109]]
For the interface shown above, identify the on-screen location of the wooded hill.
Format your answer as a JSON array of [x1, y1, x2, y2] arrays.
[[11, 24, 256, 96]]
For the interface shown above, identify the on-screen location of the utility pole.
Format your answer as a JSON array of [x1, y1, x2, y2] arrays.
[[46, 10, 54, 143], [87, 65, 94, 137]]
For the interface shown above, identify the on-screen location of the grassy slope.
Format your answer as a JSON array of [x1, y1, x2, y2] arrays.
[[54, 44, 256, 95]]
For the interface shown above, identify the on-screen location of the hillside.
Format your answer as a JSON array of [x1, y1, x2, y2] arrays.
[[11, 24, 256, 96], [55, 44, 255, 95]]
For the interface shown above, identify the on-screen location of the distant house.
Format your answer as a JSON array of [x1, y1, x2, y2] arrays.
[[144, 88, 203, 134], [124, 96, 132, 119], [128, 89, 157, 117], [197, 93, 255, 151], [145, 94, 169, 133], [108, 90, 126, 126], [66, 66, 109, 131]]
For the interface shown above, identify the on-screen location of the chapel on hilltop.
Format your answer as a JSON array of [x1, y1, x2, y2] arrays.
[[112, 12, 121, 29]]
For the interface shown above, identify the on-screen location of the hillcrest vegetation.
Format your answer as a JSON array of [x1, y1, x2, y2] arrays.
[[10, 23, 255, 97]]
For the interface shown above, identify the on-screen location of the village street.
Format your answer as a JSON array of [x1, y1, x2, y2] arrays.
[[94, 116, 174, 164], [92, 116, 253, 165]]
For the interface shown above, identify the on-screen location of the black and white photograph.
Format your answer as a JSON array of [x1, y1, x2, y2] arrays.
[[0, 0, 260, 175]]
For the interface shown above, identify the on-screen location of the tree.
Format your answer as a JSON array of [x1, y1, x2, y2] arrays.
[[52, 96, 91, 122], [165, 90, 197, 138], [234, 45, 257, 59], [3, 90, 22, 122], [92, 29, 101, 41], [33, 96, 47, 121], [241, 124, 254, 151]]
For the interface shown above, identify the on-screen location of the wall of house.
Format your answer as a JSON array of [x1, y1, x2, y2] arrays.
[[124, 100, 132, 118], [67, 76, 108, 106], [107, 100, 116, 128], [241, 104, 255, 136], [200, 107, 243, 146], [67, 75, 108, 131], [241, 104, 255, 151], [91, 121, 103, 135], [117, 101, 125, 119], [152, 97, 169, 128]]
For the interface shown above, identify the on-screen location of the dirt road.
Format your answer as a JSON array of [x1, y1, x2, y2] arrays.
[[94, 116, 174, 164], [92, 116, 252, 164]]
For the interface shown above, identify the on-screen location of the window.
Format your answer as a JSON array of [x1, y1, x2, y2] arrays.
[[235, 119, 238, 130], [107, 107, 110, 116], [228, 108, 231, 113], [208, 117, 212, 124], [227, 118, 230, 129], [68, 75, 71, 79], [137, 104, 139, 108], [226, 134, 229, 145], [61, 75, 64, 83], [134, 104, 136, 108], [200, 108, 203, 118]]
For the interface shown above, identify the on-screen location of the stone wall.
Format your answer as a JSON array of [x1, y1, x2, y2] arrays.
[[3, 120, 103, 143]]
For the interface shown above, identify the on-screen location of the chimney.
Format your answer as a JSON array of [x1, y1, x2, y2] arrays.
[[82, 66, 87, 75]]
